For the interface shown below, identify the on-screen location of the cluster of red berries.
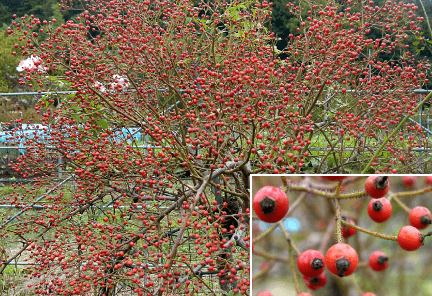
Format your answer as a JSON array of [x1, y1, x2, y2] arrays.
[[365, 176, 432, 251], [253, 176, 432, 296]]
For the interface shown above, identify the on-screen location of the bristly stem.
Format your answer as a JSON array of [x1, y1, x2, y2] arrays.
[[252, 221, 279, 244], [279, 219, 301, 292], [252, 261, 272, 282], [394, 185, 432, 197], [287, 234, 301, 293], [279, 221, 301, 256], [252, 250, 290, 263], [287, 180, 432, 200], [340, 219, 398, 241], [281, 176, 289, 187], [335, 199, 342, 243], [286, 182, 368, 199], [334, 181, 343, 243], [391, 195, 411, 214]]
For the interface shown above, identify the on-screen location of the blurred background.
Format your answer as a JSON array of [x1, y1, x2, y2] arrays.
[[252, 175, 432, 296]]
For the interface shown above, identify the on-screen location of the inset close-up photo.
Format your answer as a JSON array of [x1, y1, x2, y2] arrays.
[[252, 176, 432, 296]]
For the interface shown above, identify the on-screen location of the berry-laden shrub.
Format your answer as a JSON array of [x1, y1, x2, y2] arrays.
[[252, 176, 432, 296], [2, 1, 265, 294], [3, 0, 432, 178]]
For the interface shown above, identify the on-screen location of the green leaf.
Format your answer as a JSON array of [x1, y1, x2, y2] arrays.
[[413, 41, 420, 46], [416, 46, 425, 53], [97, 119, 109, 130], [71, 114, 81, 123], [235, 29, 245, 38]]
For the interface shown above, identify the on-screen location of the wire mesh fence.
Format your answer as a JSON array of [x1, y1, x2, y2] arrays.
[[0, 170, 249, 295], [0, 123, 249, 295]]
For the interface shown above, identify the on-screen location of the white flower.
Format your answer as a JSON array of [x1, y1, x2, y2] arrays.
[[109, 75, 130, 90], [93, 81, 107, 93], [16, 55, 48, 73]]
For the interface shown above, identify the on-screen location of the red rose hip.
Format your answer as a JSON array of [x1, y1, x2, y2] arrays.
[[303, 272, 327, 290], [325, 243, 358, 277], [341, 217, 357, 238], [397, 226, 423, 251], [409, 206, 432, 230], [367, 198, 392, 223], [365, 176, 389, 198], [368, 251, 389, 271], [297, 249, 325, 278], [253, 186, 289, 223]]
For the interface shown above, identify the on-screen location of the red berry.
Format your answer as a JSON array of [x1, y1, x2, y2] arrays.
[[397, 226, 423, 251], [297, 249, 325, 278], [325, 243, 358, 277], [321, 176, 348, 181], [341, 217, 357, 238], [365, 176, 389, 198], [409, 206, 432, 230], [361, 293, 377, 296], [303, 272, 327, 290], [402, 176, 417, 187], [368, 251, 389, 271], [253, 186, 289, 223], [257, 292, 273, 296], [425, 176, 432, 185], [367, 198, 392, 223]]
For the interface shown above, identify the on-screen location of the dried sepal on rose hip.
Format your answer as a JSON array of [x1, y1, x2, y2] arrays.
[[368, 251, 389, 271], [365, 176, 389, 198], [252, 186, 289, 223], [409, 206, 432, 230], [325, 243, 358, 277], [367, 198, 392, 223], [303, 272, 327, 291], [297, 249, 325, 278], [397, 226, 432, 251]]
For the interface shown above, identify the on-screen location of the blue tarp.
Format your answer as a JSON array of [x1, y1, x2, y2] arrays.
[[0, 125, 142, 155]]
